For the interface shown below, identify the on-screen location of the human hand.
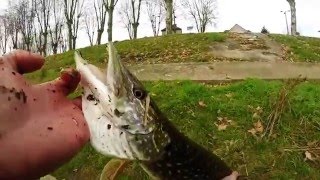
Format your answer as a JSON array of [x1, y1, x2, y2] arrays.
[[0, 50, 89, 180], [222, 171, 239, 180]]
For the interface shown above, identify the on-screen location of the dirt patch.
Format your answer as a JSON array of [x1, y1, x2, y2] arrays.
[[210, 33, 286, 62], [228, 33, 269, 50]]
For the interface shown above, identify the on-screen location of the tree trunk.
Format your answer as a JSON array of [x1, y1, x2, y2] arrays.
[[201, 25, 205, 33], [165, 0, 173, 35], [43, 32, 48, 56], [97, 29, 103, 45], [52, 43, 58, 54], [13, 31, 19, 49], [67, 21, 73, 50], [287, 0, 297, 36], [132, 23, 138, 39], [72, 36, 77, 49], [107, 6, 114, 42]]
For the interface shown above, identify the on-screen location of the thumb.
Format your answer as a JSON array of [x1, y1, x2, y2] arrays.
[[2, 50, 44, 74], [38, 68, 81, 96]]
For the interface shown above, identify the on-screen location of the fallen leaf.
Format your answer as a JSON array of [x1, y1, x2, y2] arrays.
[[254, 120, 264, 133], [198, 101, 207, 107], [100, 159, 130, 180], [252, 112, 260, 120], [256, 106, 263, 113], [215, 123, 228, 131], [304, 151, 315, 161], [248, 128, 257, 135], [187, 110, 195, 117], [215, 117, 234, 131], [227, 119, 233, 123], [307, 141, 318, 147], [247, 105, 254, 110], [248, 120, 264, 136], [225, 93, 233, 98]]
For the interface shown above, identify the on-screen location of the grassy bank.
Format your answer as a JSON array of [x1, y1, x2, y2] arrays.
[[271, 34, 320, 62], [26, 32, 226, 83]]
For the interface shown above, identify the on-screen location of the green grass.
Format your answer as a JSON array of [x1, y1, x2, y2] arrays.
[[271, 34, 320, 62], [48, 79, 320, 179]]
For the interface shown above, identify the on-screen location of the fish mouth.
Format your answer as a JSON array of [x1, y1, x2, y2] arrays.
[[107, 42, 124, 98], [106, 43, 157, 135]]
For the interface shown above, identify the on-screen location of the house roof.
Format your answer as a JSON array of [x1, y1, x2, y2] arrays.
[[229, 24, 249, 33], [161, 24, 182, 32]]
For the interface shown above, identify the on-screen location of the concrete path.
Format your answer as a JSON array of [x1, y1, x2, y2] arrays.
[[127, 61, 320, 81], [209, 33, 285, 62]]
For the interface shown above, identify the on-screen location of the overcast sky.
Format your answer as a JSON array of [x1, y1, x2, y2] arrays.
[[1, 0, 320, 49]]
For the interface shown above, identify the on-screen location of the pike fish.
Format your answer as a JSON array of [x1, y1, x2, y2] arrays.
[[74, 42, 234, 180]]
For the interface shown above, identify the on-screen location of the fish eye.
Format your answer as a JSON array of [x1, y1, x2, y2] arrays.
[[133, 87, 146, 100]]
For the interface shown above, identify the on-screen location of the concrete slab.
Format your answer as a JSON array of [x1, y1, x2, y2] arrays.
[[127, 62, 320, 81]]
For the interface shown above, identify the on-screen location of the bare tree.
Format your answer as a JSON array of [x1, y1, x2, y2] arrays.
[[63, 0, 84, 50], [119, 0, 143, 40], [146, 0, 165, 37], [6, 1, 21, 50], [103, 0, 119, 42], [0, 14, 10, 55], [163, 0, 173, 34], [33, 0, 52, 56], [0, 28, 4, 55], [72, 0, 84, 49], [83, 10, 97, 46], [181, 0, 217, 33], [33, 22, 43, 53], [16, 0, 35, 51], [93, 0, 108, 45], [60, 29, 69, 53], [49, 0, 64, 54], [286, 0, 297, 36]]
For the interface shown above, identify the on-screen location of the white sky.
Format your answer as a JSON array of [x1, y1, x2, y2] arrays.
[[1, 0, 320, 49]]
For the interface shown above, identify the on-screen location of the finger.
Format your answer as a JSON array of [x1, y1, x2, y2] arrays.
[[72, 96, 82, 110], [222, 171, 239, 180], [50, 68, 81, 95], [2, 50, 44, 74]]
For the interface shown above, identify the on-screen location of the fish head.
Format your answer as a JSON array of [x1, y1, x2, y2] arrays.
[[106, 43, 155, 135], [75, 43, 170, 161]]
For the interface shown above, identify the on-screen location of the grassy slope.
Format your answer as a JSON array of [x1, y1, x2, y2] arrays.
[[25, 33, 320, 84], [271, 34, 320, 62], [51, 79, 320, 179], [26, 33, 226, 83]]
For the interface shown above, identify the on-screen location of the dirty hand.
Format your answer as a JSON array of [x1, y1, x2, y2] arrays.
[[0, 51, 89, 180], [222, 171, 239, 180]]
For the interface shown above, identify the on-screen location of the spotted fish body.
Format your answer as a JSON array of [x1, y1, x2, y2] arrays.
[[75, 51, 169, 161], [75, 42, 233, 179]]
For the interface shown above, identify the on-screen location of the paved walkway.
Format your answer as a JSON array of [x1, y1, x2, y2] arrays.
[[127, 61, 320, 81]]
